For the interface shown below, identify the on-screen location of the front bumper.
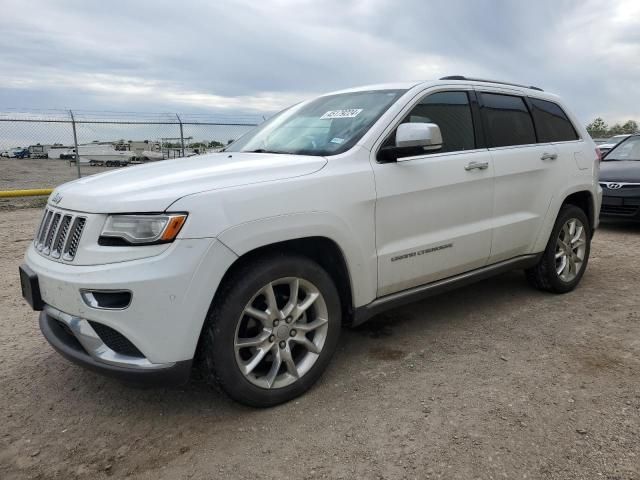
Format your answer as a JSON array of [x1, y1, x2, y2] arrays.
[[40, 307, 192, 385], [24, 237, 238, 365], [600, 185, 640, 221]]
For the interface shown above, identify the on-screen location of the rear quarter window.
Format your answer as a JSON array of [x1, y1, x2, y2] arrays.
[[480, 93, 536, 148], [529, 98, 579, 142]]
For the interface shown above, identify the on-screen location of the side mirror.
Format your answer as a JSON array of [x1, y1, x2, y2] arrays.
[[377, 122, 443, 163], [395, 123, 443, 149]]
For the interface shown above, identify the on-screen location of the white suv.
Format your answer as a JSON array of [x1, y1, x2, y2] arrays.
[[20, 76, 602, 407]]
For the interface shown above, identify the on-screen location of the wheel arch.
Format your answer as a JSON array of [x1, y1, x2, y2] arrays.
[[215, 236, 356, 324], [216, 212, 376, 307], [533, 187, 597, 253], [561, 190, 595, 234]]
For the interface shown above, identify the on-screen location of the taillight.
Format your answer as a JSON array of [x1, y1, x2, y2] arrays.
[[595, 147, 602, 162]]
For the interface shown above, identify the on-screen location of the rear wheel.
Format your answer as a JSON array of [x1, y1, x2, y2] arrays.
[[199, 254, 341, 407], [525, 204, 591, 293]]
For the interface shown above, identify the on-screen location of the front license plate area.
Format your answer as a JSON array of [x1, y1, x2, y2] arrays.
[[19, 264, 44, 311], [602, 196, 623, 206]]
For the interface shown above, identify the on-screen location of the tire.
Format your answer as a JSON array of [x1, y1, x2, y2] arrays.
[[525, 204, 591, 293], [199, 254, 341, 407]]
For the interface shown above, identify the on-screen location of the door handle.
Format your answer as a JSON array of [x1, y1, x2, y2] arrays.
[[465, 161, 489, 171], [540, 152, 558, 161]]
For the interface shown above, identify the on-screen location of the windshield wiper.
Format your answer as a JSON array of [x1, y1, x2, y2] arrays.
[[245, 148, 284, 154]]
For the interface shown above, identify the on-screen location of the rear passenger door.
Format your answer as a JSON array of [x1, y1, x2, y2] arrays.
[[528, 96, 584, 172], [478, 90, 563, 263]]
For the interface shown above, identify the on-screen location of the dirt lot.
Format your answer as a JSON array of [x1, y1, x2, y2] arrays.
[[1, 208, 639, 480]]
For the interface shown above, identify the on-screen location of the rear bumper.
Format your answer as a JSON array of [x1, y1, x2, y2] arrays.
[[40, 308, 192, 386]]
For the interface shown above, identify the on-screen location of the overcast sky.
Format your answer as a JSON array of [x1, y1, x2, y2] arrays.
[[1, 0, 639, 125]]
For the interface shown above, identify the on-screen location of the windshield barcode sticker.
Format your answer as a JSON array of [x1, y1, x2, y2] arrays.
[[320, 109, 363, 119]]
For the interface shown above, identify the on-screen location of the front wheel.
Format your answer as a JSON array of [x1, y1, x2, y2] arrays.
[[525, 204, 591, 293], [199, 254, 341, 407]]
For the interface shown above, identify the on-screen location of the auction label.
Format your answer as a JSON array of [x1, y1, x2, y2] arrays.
[[320, 109, 363, 119]]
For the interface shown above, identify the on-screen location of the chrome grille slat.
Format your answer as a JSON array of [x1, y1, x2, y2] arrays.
[[43, 213, 61, 254], [51, 215, 72, 259], [33, 208, 87, 262], [600, 182, 640, 190], [37, 210, 53, 250], [63, 217, 86, 261], [34, 208, 49, 246]]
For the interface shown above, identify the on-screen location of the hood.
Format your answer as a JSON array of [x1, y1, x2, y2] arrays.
[[50, 152, 327, 213], [599, 160, 640, 183]]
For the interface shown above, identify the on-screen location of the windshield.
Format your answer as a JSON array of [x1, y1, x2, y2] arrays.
[[604, 136, 640, 161], [605, 135, 629, 145], [225, 89, 406, 156]]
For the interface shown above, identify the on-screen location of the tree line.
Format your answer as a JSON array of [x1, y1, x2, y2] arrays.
[[585, 118, 638, 138]]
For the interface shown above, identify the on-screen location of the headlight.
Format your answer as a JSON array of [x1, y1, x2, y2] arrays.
[[99, 213, 187, 246]]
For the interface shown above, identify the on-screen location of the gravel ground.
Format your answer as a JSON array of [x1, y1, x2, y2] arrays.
[[1, 208, 639, 480]]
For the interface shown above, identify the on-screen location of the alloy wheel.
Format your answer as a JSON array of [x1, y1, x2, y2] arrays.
[[555, 218, 587, 282], [234, 277, 329, 389]]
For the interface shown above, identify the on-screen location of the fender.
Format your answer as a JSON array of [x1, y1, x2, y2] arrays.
[[532, 182, 598, 253], [216, 211, 377, 308]]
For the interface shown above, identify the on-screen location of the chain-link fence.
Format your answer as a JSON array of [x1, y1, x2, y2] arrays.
[[0, 109, 262, 191]]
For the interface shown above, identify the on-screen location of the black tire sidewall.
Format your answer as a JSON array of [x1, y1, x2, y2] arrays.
[[206, 254, 341, 407], [542, 205, 591, 293]]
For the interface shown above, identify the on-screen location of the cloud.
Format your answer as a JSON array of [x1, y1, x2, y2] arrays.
[[0, 0, 639, 124]]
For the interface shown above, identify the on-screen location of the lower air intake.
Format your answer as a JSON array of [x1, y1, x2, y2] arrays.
[[88, 322, 144, 358]]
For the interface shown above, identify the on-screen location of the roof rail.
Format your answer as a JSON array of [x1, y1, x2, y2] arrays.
[[439, 75, 544, 92]]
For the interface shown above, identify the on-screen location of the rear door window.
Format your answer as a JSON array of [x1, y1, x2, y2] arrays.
[[480, 93, 536, 147], [529, 98, 579, 142]]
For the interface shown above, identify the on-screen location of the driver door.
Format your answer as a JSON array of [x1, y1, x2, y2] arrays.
[[371, 89, 494, 296]]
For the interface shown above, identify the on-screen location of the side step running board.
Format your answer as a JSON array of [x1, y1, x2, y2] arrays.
[[352, 253, 542, 326]]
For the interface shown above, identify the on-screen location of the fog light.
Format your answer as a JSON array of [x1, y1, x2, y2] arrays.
[[81, 289, 132, 310]]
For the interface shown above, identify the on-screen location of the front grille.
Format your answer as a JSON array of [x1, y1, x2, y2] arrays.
[[88, 321, 144, 358], [34, 208, 87, 262], [601, 204, 639, 216]]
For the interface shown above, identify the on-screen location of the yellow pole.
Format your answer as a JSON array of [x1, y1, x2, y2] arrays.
[[0, 189, 53, 198]]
